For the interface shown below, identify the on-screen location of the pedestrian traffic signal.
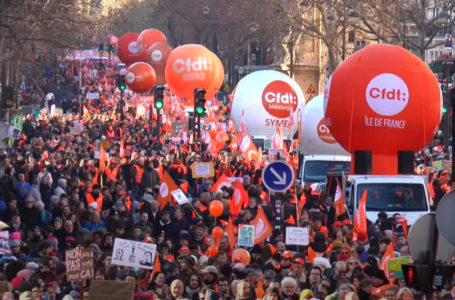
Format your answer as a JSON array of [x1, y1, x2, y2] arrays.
[[99, 43, 104, 54], [116, 76, 126, 90], [194, 88, 206, 115], [154, 85, 165, 110]]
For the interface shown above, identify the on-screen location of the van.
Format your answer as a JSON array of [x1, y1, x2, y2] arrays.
[[300, 154, 351, 185], [345, 175, 430, 225]]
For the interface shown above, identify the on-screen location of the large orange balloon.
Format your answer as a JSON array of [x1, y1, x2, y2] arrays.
[[137, 29, 166, 52], [207, 245, 219, 257], [209, 200, 224, 218], [146, 42, 173, 85], [125, 62, 156, 93], [324, 44, 441, 175], [165, 44, 219, 101], [205, 52, 224, 99], [117, 33, 147, 64], [212, 226, 223, 239], [232, 248, 251, 265]]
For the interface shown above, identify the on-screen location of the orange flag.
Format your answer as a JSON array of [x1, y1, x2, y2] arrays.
[[99, 144, 107, 172], [288, 215, 296, 225], [152, 256, 161, 274], [226, 217, 237, 248], [379, 242, 395, 275], [211, 174, 233, 192], [230, 180, 248, 214], [239, 134, 259, 163], [307, 246, 317, 263], [157, 171, 180, 210], [271, 125, 284, 149], [334, 178, 345, 219], [354, 190, 367, 234], [251, 208, 273, 245], [398, 216, 408, 239]]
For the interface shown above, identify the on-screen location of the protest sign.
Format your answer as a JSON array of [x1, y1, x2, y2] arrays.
[[171, 189, 190, 205], [7, 126, 20, 139], [111, 238, 157, 270], [388, 256, 412, 279], [65, 248, 94, 282], [89, 280, 135, 300], [237, 224, 255, 247], [285, 227, 309, 246], [192, 162, 215, 178], [86, 92, 100, 99], [0, 231, 10, 255], [10, 114, 23, 132]]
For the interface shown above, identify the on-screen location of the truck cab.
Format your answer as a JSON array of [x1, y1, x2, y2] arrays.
[[299, 154, 351, 185], [345, 175, 430, 225]]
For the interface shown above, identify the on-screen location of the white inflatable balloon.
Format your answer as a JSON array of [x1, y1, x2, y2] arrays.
[[302, 95, 349, 155], [231, 70, 305, 137]]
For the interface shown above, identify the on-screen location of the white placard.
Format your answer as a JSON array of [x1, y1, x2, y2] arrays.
[[7, 126, 20, 139], [171, 189, 190, 205], [111, 238, 157, 270], [285, 227, 309, 246], [86, 92, 100, 100]]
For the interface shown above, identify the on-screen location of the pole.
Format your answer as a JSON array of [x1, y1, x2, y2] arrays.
[[156, 109, 161, 136], [451, 88, 455, 179]]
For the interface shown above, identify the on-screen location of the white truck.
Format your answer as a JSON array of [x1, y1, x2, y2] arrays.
[[299, 95, 351, 186], [344, 174, 431, 225]]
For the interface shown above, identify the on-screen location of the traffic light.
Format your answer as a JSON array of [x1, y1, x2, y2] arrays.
[[108, 44, 114, 54], [98, 43, 104, 54], [442, 107, 448, 114], [1, 86, 14, 108], [154, 85, 165, 110], [116, 76, 126, 90], [194, 88, 206, 115]]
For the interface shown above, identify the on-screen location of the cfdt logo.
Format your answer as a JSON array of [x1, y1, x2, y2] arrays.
[[262, 80, 298, 118], [365, 73, 409, 116], [317, 118, 337, 144], [173, 57, 212, 73], [128, 41, 139, 54]]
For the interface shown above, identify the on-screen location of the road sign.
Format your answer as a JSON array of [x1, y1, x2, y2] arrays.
[[262, 161, 294, 192]]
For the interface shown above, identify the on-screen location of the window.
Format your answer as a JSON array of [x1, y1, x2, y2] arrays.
[[356, 183, 428, 211]]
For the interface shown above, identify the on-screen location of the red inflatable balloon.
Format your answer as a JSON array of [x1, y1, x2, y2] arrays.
[[209, 200, 224, 218], [165, 44, 220, 102], [207, 245, 219, 257], [117, 33, 147, 64], [232, 248, 251, 265], [212, 226, 223, 239], [324, 45, 441, 174], [125, 62, 156, 93], [146, 42, 173, 85], [137, 29, 166, 52]]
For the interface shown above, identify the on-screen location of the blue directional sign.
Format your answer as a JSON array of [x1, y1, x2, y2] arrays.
[[262, 161, 295, 192]]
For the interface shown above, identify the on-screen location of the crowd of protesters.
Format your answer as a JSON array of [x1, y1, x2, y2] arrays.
[[0, 58, 454, 300]]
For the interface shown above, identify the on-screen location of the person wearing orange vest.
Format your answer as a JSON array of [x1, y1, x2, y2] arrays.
[[131, 157, 144, 200], [86, 184, 103, 212]]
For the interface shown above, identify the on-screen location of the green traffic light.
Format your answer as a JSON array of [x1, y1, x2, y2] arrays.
[[99, 50, 104, 54], [155, 101, 163, 109], [196, 107, 205, 115], [120, 85, 126, 90], [442, 107, 448, 114]]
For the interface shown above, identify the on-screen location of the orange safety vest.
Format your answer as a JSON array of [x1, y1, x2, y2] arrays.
[[133, 165, 143, 184], [86, 193, 103, 212]]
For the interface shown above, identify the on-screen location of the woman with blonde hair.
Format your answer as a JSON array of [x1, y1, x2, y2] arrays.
[[396, 287, 414, 300]]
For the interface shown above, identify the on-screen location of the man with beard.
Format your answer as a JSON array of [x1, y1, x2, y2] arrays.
[[201, 266, 218, 290]]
